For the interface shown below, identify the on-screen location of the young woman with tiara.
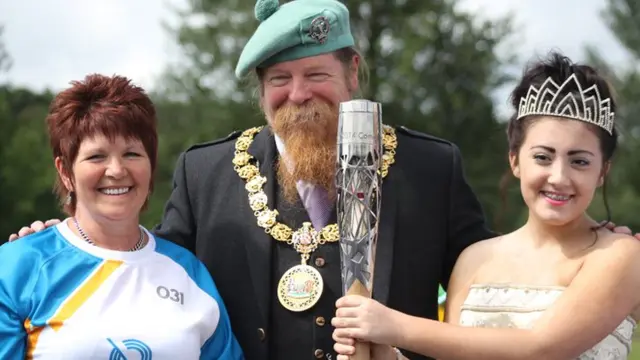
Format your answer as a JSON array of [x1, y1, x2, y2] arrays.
[[331, 51, 640, 360]]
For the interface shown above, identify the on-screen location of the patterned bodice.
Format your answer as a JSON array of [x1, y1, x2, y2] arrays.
[[459, 284, 636, 359]]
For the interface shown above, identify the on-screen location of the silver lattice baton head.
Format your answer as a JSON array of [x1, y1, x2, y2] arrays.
[[336, 99, 382, 296]]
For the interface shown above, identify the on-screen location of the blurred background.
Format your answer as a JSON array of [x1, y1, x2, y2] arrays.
[[1, 0, 639, 354]]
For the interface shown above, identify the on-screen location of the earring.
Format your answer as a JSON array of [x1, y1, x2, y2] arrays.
[[65, 191, 74, 205]]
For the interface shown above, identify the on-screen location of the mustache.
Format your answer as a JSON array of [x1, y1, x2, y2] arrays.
[[272, 101, 338, 140]]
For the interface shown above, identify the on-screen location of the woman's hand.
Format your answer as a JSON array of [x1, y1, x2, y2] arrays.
[[332, 295, 402, 346]]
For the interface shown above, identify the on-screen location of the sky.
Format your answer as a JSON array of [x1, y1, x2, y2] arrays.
[[1, 0, 187, 91], [459, 0, 629, 63], [457, 0, 631, 115], [1, 0, 633, 111]]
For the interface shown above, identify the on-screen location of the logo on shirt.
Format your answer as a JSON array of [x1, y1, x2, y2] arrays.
[[107, 338, 152, 360], [156, 285, 185, 305]]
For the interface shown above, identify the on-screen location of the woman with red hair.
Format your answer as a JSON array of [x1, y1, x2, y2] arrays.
[[0, 74, 243, 359]]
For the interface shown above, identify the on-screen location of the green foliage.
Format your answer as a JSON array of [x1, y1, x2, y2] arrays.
[[0, 0, 521, 238], [0, 25, 11, 74], [3, 0, 640, 242], [582, 0, 640, 231], [0, 86, 62, 239]]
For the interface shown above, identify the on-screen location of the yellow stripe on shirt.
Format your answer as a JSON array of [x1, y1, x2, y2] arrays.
[[49, 260, 122, 332], [24, 318, 44, 360]]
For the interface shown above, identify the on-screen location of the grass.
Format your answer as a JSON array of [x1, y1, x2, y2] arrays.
[[632, 338, 640, 360]]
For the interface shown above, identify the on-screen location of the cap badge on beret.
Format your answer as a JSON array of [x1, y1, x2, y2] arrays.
[[309, 16, 330, 44]]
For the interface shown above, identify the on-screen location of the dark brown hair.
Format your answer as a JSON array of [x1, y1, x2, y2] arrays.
[[506, 52, 617, 159], [46, 74, 158, 215]]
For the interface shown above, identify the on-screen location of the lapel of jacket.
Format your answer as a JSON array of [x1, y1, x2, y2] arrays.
[[242, 126, 278, 324], [371, 140, 398, 306]]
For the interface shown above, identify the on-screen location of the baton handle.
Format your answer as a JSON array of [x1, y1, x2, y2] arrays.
[[346, 279, 371, 360]]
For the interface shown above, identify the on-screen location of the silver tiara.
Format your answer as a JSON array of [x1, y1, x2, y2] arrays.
[[517, 73, 615, 134]]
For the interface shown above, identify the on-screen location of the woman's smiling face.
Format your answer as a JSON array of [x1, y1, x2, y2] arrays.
[[510, 116, 607, 226]]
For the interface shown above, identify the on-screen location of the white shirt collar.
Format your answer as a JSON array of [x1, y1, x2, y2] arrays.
[[274, 134, 294, 173]]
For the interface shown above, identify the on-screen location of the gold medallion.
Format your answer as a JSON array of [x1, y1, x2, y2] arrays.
[[277, 264, 324, 312], [232, 125, 398, 312]]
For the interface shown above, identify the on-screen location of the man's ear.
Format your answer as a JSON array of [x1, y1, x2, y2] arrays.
[[348, 55, 360, 92]]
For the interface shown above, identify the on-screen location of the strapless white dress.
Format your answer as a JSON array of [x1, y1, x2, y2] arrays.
[[459, 284, 636, 359]]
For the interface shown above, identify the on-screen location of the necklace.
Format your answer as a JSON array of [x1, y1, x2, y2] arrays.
[[232, 125, 398, 311], [73, 218, 146, 252]]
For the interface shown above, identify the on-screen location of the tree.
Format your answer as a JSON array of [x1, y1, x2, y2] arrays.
[[0, 31, 59, 242], [0, 25, 12, 76], [0, 86, 60, 242], [582, 0, 640, 230]]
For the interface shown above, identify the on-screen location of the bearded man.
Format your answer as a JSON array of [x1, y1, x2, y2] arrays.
[[9, 0, 637, 359], [152, 0, 497, 357], [151, 1, 499, 358]]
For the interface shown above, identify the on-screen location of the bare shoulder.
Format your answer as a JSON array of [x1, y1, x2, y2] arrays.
[[588, 230, 640, 260], [454, 235, 502, 273], [581, 230, 640, 293], [585, 231, 640, 319], [461, 234, 502, 256]]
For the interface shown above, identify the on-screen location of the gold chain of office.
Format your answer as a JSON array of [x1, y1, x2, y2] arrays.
[[231, 125, 398, 262]]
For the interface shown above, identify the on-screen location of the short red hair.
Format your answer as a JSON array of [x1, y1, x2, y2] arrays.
[[46, 74, 158, 215]]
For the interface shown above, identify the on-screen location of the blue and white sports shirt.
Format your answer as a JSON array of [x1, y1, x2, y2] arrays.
[[0, 220, 244, 360]]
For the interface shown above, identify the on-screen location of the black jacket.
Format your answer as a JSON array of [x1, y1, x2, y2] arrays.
[[153, 125, 496, 360]]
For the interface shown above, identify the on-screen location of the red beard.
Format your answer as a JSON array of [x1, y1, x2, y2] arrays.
[[271, 100, 339, 204]]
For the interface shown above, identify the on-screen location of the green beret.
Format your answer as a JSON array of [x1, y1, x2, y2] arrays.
[[235, 0, 355, 79]]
